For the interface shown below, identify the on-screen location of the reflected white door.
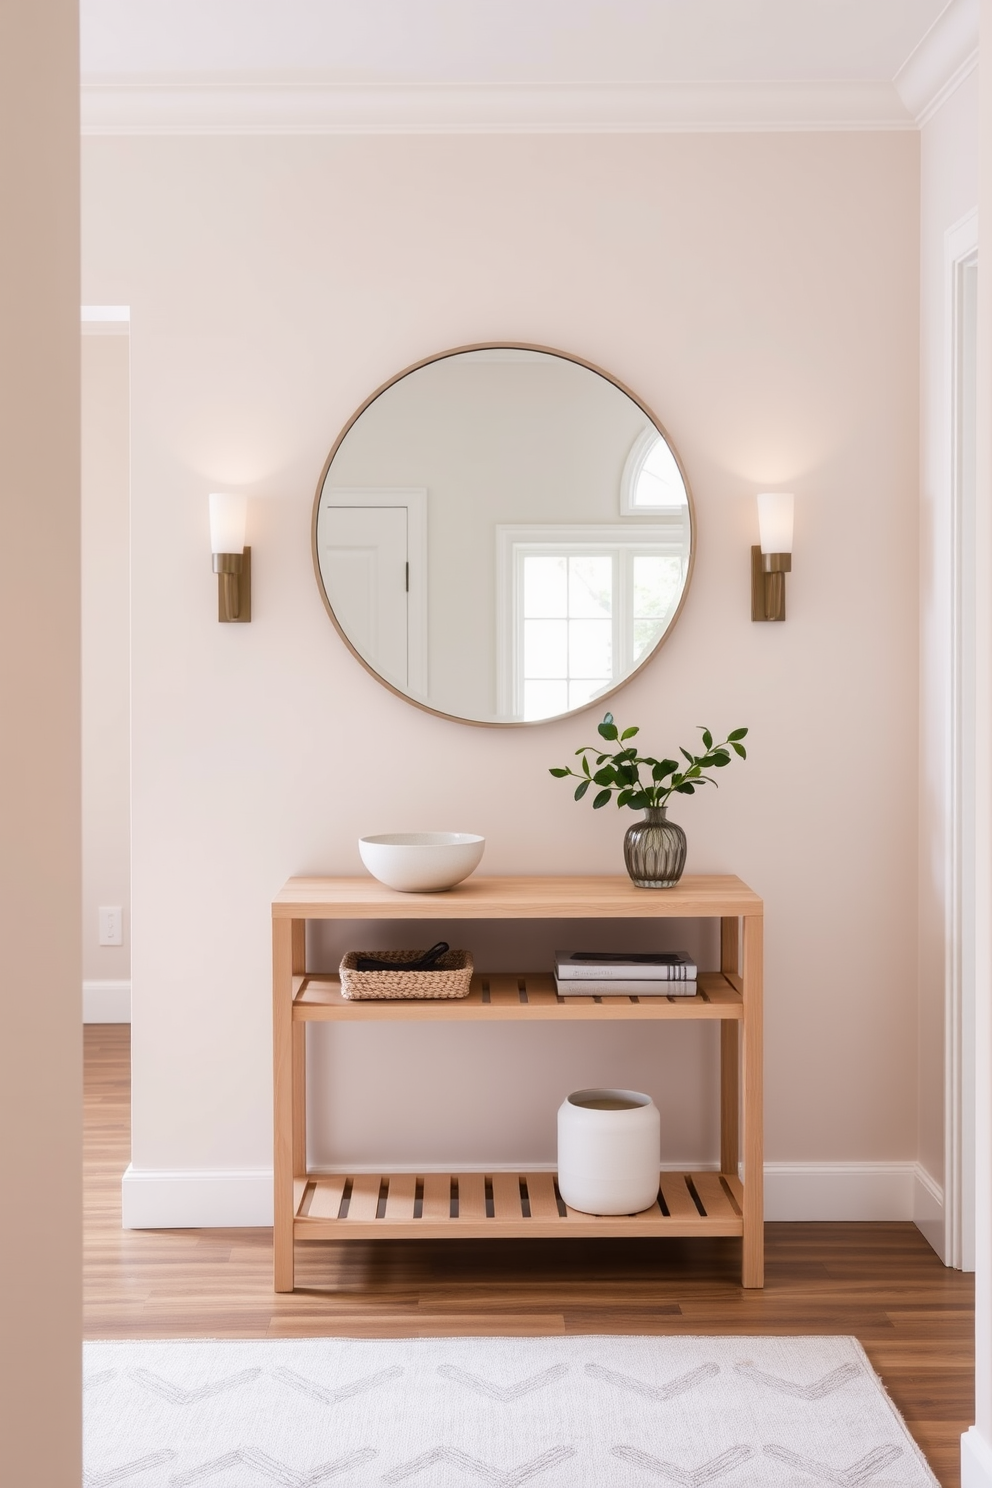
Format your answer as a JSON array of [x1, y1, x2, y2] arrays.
[[320, 507, 409, 688]]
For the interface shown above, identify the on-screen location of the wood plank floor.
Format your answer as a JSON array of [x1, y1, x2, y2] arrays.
[[85, 1025, 974, 1487]]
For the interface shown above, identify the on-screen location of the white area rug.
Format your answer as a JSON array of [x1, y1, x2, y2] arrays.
[[84, 1335, 938, 1487]]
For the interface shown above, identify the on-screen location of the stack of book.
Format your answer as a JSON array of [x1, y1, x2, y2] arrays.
[[554, 950, 698, 997]]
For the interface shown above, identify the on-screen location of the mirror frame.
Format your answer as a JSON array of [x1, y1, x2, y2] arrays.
[[311, 342, 696, 728]]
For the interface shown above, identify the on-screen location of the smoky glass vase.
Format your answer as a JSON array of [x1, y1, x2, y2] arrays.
[[623, 806, 687, 888]]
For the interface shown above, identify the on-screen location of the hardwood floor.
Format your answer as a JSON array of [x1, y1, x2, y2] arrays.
[[85, 1025, 974, 1486]]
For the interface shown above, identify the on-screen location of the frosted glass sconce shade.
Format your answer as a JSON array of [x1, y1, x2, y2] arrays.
[[208, 492, 251, 623], [751, 491, 794, 622], [756, 492, 794, 555]]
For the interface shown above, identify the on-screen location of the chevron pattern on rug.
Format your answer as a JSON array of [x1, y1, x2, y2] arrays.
[[83, 1334, 938, 1487]]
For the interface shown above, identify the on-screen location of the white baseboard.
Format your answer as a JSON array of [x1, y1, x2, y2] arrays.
[[83, 979, 131, 1023], [912, 1164, 946, 1259], [120, 1159, 943, 1231], [962, 1428, 992, 1488], [763, 1161, 940, 1223], [121, 1164, 273, 1229]]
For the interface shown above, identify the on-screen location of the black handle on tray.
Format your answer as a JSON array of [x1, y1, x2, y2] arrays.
[[355, 941, 451, 973]]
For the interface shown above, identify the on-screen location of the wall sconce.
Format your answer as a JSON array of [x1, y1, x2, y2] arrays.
[[751, 492, 794, 622], [209, 492, 251, 623]]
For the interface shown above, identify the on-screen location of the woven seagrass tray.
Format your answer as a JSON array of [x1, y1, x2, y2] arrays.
[[338, 947, 474, 1000]]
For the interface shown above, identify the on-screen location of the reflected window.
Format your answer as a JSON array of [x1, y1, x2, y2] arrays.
[[497, 525, 687, 721], [621, 429, 689, 514]]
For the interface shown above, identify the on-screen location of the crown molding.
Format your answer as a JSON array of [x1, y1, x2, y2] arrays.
[[80, 77, 915, 136], [894, 0, 978, 125]]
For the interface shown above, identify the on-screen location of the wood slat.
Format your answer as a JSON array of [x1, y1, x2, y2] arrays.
[[692, 1172, 737, 1220], [488, 976, 523, 1006], [306, 1176, 346, 1220], [524, 1172, 561, 1220], [383, 1173, 417, 1221], [523, 974, 559, 1005], [345, 1174, 382, 1222], [422, 1173, 451, 1220], [723, 1171, 744, 1210], [292, 1178, 308, 1214], [658, 1173, 701, 1219], [492, 1172, 523, 1220], [456, 1173, 487, 1220]]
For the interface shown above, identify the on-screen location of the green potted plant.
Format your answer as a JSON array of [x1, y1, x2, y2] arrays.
[[549, 713, 748, 887]]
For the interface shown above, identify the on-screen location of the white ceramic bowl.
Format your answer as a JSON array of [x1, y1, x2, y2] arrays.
[[358, 832, 485, 893]]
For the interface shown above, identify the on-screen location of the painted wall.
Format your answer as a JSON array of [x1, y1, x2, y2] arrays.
[[0, 0, 81, 1479], [917, 67, 980, 1264], [81, 130, 921, 1224], [82, 329, 132, 1007]]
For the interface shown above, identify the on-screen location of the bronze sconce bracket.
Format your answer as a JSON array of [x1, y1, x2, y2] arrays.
[[751, 547, 791, 622], [213, 548, 252, 623]]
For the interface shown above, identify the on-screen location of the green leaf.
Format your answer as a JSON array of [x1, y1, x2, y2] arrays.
[[582, 755, 591, 777], [676, 782, 696, 795], [551, 767, 572, 777], [680, 747, 694, 764], [712, 752, 730, 766], [593, 766, 615, 786], [652, 758, 678, 780], [617, 788, 633, 807], [596, 753, 609, 765], [593, 788, 612, 809], [629, 791, 649, 810], [701, 728, 713, 749], [732, 741, 747, 759], [598, 721, 619, 741], [603, 712, 614, 725], [574, 779, 591, 801], [728, 727, 749, 741], [620, 726, 639, 740]]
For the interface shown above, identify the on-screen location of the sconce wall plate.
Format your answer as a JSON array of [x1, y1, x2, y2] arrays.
[[213, 547, 251, 622], [751, 546, 791, 622]]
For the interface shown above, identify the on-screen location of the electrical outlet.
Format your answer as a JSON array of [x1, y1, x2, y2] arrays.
[[98, 905, 123, 946]]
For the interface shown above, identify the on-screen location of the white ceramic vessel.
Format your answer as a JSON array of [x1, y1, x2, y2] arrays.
[[358, 831, 485, 893], [557, 1088, 661, 1215]]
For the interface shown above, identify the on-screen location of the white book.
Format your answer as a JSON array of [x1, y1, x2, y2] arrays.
[[555, 976, 698, 998], [555, 949, 697, 981]]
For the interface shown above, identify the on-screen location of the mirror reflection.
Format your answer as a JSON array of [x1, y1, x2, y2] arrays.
[[313, 347, 693, 725]]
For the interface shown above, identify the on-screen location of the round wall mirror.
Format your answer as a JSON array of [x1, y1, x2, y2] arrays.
[[312, 345, 694, 726]]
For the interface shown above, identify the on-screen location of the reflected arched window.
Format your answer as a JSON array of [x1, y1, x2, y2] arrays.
[[621, 428, 689, 514]]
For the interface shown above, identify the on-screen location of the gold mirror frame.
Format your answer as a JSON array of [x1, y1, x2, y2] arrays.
[[311, 342, 696, 728]]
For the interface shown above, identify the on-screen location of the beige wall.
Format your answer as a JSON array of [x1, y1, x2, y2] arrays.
[[82, 130, 920, 1218], [0, 1, 81, 1481], [82, 330, 132, 986]]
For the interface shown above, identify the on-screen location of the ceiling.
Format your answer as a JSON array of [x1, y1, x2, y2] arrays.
[[79, 0, 976, 133]]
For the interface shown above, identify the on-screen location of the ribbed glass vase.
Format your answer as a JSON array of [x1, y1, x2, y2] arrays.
[[623, 806, 687, 888]]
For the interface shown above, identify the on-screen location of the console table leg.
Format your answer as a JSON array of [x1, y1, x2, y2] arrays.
[[741, 912, 764, 1288], [273, 916, 299, 1292], [719, 917, 740, 1175]]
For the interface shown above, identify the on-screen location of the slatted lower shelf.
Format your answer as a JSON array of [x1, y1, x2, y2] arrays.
[[293, 1170, 744, 1241]]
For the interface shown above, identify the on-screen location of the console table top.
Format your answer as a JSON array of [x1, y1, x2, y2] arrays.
[[272, 873, 762, 919]]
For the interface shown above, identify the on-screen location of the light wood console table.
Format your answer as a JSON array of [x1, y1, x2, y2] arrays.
[[272, 874, 763, 1291]]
